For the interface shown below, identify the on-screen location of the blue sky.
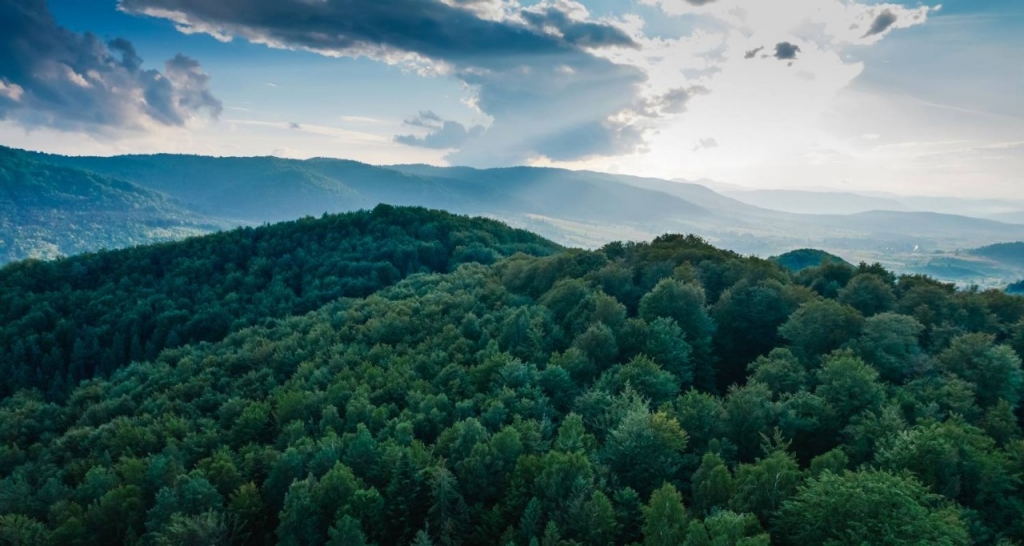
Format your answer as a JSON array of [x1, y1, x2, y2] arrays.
[[1, 0, 1021, 197]]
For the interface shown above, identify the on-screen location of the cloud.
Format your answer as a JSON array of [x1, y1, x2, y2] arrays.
[[0, 0, 220, 132], [395, 114, 486, 150], [774, 42, 801, 60], [641, 0, 935, 46], [0, 81, 24, 102], [743, 47, 764, 59], [119, 0, 650, 164], [692, 137, 718, 151], [643, 86, 709, 115], [403, 111, 445, 129], [864, 10, 898, 37]]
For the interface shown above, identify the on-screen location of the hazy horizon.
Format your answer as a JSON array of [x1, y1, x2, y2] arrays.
[[8, 143, 1024, 204]]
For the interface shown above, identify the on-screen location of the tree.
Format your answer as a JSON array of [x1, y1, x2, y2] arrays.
[[674, 389, 727, 455], [937, 333, 1024, 408], [580, 490, 617, 546], [694, 511, 770, 546], [691, 452, 734, 516], [277, 477, 323, 546], [613, 487, 645, 545], [0, 514, 50, 546], [428, 467, 468, 546], [328, 516, 369, 546], [774, 470, 969, 546], [644, 318, 694, 387], [747, 349, 807, 397], [639, 279, 717, 390], [554, 413, 596, 455], [153, 511, 228, 546], [723, 382, 775, 462], [730, 442, 802, 524], [779, 300, 863, 365], [712, 279, 808, 388], [642, 483, 688, 546], [572, 323, 619, 372], [601, 355, 681, 407], [814, 352, 885, 426], [411, 528, 435, 546], [603, 408, 688, 498], [874, 418, 1015, 518], [838, 274, 896, 317], [851, 312, 924, 383]]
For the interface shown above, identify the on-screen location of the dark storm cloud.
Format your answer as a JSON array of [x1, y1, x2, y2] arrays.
[[774, 42, 801, 60], [118, 0, 637, 69], [395, 112, 485, 150], [0, 0, 220, 132], [865, 10, 898, 37], [118, 0, 650, 164], [744, 46, 764, 59]]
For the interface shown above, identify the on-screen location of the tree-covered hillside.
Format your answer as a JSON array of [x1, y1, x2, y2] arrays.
[[2, 211, 1023, 545], [770, 248, 851, 272], [0, 146, 221, 263], [0, 206, 560, 399], [971, 242, 1024, 270]]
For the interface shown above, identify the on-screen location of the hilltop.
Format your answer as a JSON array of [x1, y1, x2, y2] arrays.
[[771, 248, 852, 272]]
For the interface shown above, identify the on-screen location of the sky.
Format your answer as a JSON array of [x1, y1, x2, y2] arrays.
[[0, 0, 1021, 198]]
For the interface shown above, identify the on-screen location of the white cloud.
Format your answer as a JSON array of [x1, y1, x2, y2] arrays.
[[0, 81, 25, 102], [540, 0, 955, 194], [640, 0, 936, 45]]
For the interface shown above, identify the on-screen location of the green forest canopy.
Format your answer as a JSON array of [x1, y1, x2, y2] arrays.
[[2, 206, 1024, 545]]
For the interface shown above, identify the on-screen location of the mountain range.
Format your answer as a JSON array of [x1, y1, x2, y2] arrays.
[[3, 145, 1023, 287]]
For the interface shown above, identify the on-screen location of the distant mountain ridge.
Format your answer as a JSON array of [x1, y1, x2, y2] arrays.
[[4, 145, 1024, 288], [723, 188, 912, 215], [0, 146, 222, 262]]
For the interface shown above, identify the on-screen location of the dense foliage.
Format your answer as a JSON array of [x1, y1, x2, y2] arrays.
[[2, 209, 1024, 545], [0, 206, 560, 399]]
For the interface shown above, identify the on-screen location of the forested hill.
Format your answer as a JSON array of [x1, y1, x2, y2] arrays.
[[971, 242, 1024, 269], [771, 248, 851, 272], [0, 205, 560, 399], [0, 146, 221, 263], [2, 211, 1024, 545]]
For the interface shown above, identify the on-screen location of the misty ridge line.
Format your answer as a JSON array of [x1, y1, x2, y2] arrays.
[[3, 144, 1024, 292]]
